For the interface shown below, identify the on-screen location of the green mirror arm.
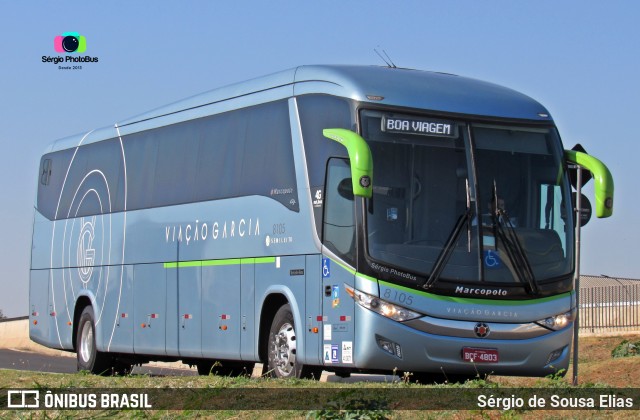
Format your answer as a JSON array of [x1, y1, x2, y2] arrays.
[[565, 150, 614, 218], [323, 128, 373, 198]]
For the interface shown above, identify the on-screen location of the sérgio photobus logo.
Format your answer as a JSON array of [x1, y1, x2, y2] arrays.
[[42, 32, 99, 70], [54, 32, 86, 53]]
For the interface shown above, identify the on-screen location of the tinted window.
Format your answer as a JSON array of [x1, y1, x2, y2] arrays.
[[38, 149, 73, 219], [37, 100, 298, 221], [297, 95, 354, 237], [298, 95, 353, 188], [323, 158, 355, 265], [125, 100, 298, 211], [37, 140, 125, 220]]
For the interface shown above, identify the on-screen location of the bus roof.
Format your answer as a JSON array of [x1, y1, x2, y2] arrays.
[[123, 65, 552, 125], [294, 65, 551, 121], [48, 65, 553, 152]]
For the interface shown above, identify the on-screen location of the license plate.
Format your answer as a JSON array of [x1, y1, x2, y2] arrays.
[[462, 347, 499, 363]]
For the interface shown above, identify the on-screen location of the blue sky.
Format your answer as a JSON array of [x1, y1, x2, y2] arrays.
[[1, 1, 638, 317]]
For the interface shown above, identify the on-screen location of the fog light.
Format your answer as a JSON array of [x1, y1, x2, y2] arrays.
[[546, 346, 566, 364], [376, 335, 403, 359]]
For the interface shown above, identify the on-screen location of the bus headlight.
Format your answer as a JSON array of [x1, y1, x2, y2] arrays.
[[536, 310, 575, 331], [345, 286, 422, 322]]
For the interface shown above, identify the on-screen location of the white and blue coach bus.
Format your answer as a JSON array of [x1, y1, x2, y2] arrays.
[[30, 65, 614, 380]]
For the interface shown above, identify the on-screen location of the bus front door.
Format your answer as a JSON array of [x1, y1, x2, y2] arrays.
[[321, 158, 357, 369]]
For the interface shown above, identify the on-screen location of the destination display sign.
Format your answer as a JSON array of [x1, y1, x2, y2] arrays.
[[381, 116, 458, 138]]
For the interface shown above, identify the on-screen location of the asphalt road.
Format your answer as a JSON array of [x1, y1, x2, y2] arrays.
[[0, 348, 398, 382], [0, 348, 197, 376]]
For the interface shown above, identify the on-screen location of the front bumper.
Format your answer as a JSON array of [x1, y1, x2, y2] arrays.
[[353, 304, 572, 377]]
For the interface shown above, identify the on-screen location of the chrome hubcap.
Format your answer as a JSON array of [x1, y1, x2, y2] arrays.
[[272, 322, 296, 376], [79, 320, 93, 363]]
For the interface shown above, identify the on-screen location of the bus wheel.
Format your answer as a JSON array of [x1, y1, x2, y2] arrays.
[[76, 306, 112, 375], [267, 304, 321, 380], [196, 360, 255, 377]]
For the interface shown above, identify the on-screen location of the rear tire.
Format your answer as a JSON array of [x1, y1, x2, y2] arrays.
[[76, 306, 113, 375], [267, 304, 322, 379]]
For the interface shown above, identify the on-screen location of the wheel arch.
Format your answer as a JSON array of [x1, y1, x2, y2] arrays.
[[258, 293, 289, 363], [72, 295, 95, 352], [257, 285, 307, 364]]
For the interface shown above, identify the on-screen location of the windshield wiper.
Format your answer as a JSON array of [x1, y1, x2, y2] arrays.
[[491, 183, 539, 295], [421, 180, 472, 290], [421, 210, 472, 290]]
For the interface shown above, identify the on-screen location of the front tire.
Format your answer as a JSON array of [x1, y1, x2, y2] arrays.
[[76, 306, 117, 375], [267, 304, 321, 379]]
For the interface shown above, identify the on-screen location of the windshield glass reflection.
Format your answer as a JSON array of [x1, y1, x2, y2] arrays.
[[362, 111, 573, 287]]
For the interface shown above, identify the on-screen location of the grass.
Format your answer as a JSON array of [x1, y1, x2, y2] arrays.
[[1, 334, 639, 419]]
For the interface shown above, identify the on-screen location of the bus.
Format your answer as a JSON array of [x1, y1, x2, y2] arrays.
[[30, 65, 614, 380]]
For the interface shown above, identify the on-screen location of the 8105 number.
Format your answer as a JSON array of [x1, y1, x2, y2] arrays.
[[382, 288, 414, 306]]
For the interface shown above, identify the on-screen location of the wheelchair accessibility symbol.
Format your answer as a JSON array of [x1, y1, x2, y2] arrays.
[[322, 258, 331, 278], [484, 250, 502, 268]]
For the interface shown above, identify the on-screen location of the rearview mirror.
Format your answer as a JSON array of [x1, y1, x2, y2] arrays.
[[323, 128, 373, 198], [565, 150, 614, 218]]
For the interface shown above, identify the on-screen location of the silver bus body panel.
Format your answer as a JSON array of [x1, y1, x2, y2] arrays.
[[293, 65, 551, 121], [377, 281, 573, 323], [355, 274, 380, 297], [404, 315, 554, 340], [354, 304, 572, 376], [115, 85, 295, 139], [117, 68, 298, 129]]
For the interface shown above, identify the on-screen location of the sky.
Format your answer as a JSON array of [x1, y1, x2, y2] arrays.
[[1, 1, 638, 317]]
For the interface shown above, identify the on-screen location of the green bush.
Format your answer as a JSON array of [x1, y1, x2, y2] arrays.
[[611, 339, 640, 358]]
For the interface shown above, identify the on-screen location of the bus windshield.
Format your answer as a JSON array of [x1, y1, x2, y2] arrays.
[[362, 110, 574, 288]]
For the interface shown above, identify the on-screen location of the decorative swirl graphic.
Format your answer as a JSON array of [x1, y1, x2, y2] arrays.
[[49, 134, 126, 349]]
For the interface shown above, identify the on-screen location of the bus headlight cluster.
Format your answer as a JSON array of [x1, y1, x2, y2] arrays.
[[346, 286, 422, 322], [536, 310, 575, 331]]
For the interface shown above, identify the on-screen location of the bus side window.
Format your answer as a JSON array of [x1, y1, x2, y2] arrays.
[[40, 159, 52, 185], [539, 183, 568, 253], [323, 158, 355, 265], [540, 184, 563, 230]]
